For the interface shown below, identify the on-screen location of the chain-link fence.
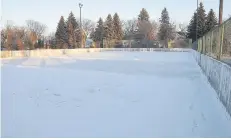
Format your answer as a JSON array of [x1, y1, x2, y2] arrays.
[[197, 18, 231, 63]]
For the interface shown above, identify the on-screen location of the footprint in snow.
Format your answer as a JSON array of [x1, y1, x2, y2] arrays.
[[53, 93, 61, 97], [192, 120, 198, 133], [201, 113, 206, 121]]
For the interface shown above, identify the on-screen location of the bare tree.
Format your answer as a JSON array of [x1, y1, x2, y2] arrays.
[[5, 20, 15, 29], [179, 23, 187, 32], [23, 31, 33, 49], [1, 29, 7, 49], [4, 26, 27, 50], [149, 20, 158, 40], [42, 32, 56, 49], [48, 32, 56, 49], [135, 20, 158, 41], [137, 20, 152, 37], [14, 26, 26, 50], [82, 19, 95, 37], [2, 22, 14, 50], [178, 23, 188, 37], [14, 26, 26, 39], [122, 19, 137, 39], [77, 18, 95, 37], [26, 20, 47, 38], [25, 20, 46, 49]]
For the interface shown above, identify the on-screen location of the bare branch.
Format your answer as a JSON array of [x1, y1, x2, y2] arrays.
[[5, 20, 14, 30], [77, 19, 96, 37], [26, 20, 47, 38], [122, 19, 137, 37]]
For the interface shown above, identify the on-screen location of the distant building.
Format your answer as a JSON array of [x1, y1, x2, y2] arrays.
[[85, 39, 94, 48]]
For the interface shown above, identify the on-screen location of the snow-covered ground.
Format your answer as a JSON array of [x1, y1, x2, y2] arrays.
[[1, 52, 231, 138]]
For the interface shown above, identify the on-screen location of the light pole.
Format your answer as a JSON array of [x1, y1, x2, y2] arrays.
[[79, 3, 83, 48]]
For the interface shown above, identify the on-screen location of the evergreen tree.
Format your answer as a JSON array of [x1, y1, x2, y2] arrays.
[[113, 13, 123, 40], [158, 7, 174, 47], [94, 18, 104, 42], [197, 2, 206, 38], [67, 12, 79, 48], [205, 9, 218, 33], [74, 28, 83, 48], [67, 22, 74, 48], [137, 8, 153, 41], [187, 12, 198, 42], [55, 16, 68, 49], [187, 3, 207, 42], [138, 8, 149, 21], [67, 11, 79, 30], [89, 29, 96, 41], [104, 14, 114, 40]]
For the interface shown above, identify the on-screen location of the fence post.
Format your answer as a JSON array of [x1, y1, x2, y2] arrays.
[[218, 24, 225, 60], [210, 31, 213, 55], [189, 39, 192, 48], [203, 36, 206, 54], [199, 39, 202, 52], [205, 36, 207, 54], [201, 38, 203, 54]]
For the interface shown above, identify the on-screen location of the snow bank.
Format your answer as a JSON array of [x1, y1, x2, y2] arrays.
[[192, 50, 231, 116]]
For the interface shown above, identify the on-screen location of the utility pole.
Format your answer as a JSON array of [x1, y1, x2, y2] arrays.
[[196, 0, 198, 46], [219, 0, 223, 25], [197, 0, 203, 66], [79, 3, 83, 48], [218, 0, 224, 60]]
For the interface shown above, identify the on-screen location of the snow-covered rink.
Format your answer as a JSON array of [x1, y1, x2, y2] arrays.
[[1, 52, 231, 137]]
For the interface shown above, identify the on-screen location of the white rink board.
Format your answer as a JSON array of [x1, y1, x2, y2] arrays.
[[192, 50, 231, 118]]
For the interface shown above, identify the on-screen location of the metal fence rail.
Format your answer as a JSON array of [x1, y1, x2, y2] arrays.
[[197, 18, 231, 63]]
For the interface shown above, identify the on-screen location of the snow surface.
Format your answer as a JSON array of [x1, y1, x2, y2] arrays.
[[1, 52, 231, 138]]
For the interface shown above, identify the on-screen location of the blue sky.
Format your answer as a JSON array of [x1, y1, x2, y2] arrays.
[[1, 0, 231, 34]]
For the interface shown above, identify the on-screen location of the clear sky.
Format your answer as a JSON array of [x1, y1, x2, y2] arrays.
[[1, 0, 231, 35]]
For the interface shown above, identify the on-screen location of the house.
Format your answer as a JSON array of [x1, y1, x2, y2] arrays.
[[85, 39, 94, 48]]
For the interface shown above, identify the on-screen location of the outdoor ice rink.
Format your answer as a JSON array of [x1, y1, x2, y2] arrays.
[[1, 51, 231, 137]]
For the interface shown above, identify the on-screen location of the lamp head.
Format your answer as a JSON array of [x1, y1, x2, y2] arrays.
[[79, 3, 83, 8]]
